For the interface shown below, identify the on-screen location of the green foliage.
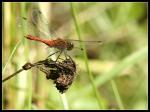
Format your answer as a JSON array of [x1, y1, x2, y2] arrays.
[[2, 2, 148, 110]]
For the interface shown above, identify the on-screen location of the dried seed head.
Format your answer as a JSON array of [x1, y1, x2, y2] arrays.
[[36, 57, 77, 93], [53, 58, 76, 93], [36, 59, 60, 80], [54, 74, 74, 93]]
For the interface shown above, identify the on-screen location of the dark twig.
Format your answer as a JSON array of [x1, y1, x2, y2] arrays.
[[2, 69, 24, 83], [2, 55, 77, 94], [2, 60, 46, 83]]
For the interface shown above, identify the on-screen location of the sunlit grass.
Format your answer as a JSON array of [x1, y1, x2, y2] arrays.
[[2, 2, 148, 110]]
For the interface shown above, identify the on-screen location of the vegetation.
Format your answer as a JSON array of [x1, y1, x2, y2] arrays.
[[2, 2, 148, 110]]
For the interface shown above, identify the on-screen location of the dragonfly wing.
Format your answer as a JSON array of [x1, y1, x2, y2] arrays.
[[28, 8, 52, 39]]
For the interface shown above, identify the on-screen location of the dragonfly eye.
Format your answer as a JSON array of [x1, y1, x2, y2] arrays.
[[67, 42, 74, 51]]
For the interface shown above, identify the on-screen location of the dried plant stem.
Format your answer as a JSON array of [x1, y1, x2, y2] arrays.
[[2, 69, 24, 83]]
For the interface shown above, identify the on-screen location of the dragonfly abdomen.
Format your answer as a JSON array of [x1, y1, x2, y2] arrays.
[[25, 35, 68, 51]]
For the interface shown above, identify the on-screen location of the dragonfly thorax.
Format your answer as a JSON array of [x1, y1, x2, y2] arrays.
[[66, 41, 74, 51]]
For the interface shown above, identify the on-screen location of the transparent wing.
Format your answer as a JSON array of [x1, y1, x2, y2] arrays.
[[23, 8, 59, 39], [29, 8, 51, 38]]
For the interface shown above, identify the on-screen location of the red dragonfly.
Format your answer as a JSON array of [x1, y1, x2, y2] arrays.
[[24, 9, 102, 61], [25, 35, 101, 60]]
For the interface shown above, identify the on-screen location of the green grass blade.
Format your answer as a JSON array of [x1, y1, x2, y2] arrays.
[[111, 80, 124, 109], [70, 2, 104, 109], [2, 40, 22, 74], [81, 46, 148, 94], [95, 46, 148, 86]]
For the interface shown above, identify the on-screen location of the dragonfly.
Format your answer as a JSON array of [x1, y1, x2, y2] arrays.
[[24, 8, 102, 61], [25, 35, 102, 61]]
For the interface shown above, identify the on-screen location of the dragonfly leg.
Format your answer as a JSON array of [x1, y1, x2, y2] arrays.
[[55, 50, 63, 62], [46, 50, 60, 59], [64, 50, 68, 59], [64, 50, 73, 61]]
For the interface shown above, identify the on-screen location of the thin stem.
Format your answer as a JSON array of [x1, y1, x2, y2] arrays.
[[70, 2, 104, 109], [2, 59, 47, 83], [111, 80, 124, 109], [2, 69, 24, 83], [60, 94, 69, 110], [2, 40, 22, 74]]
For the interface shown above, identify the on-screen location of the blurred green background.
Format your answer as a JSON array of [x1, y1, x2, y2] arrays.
[[2, 2, 148, 110]]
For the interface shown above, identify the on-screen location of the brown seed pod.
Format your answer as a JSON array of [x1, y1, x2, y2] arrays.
[[54, 58, 76, 93], [37, 59, 61, 80], [54, 74, 75, 93], [36, 57, 77, 93]]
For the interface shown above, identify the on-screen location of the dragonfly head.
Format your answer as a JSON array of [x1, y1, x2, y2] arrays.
[[66, 41, 74, 51]]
